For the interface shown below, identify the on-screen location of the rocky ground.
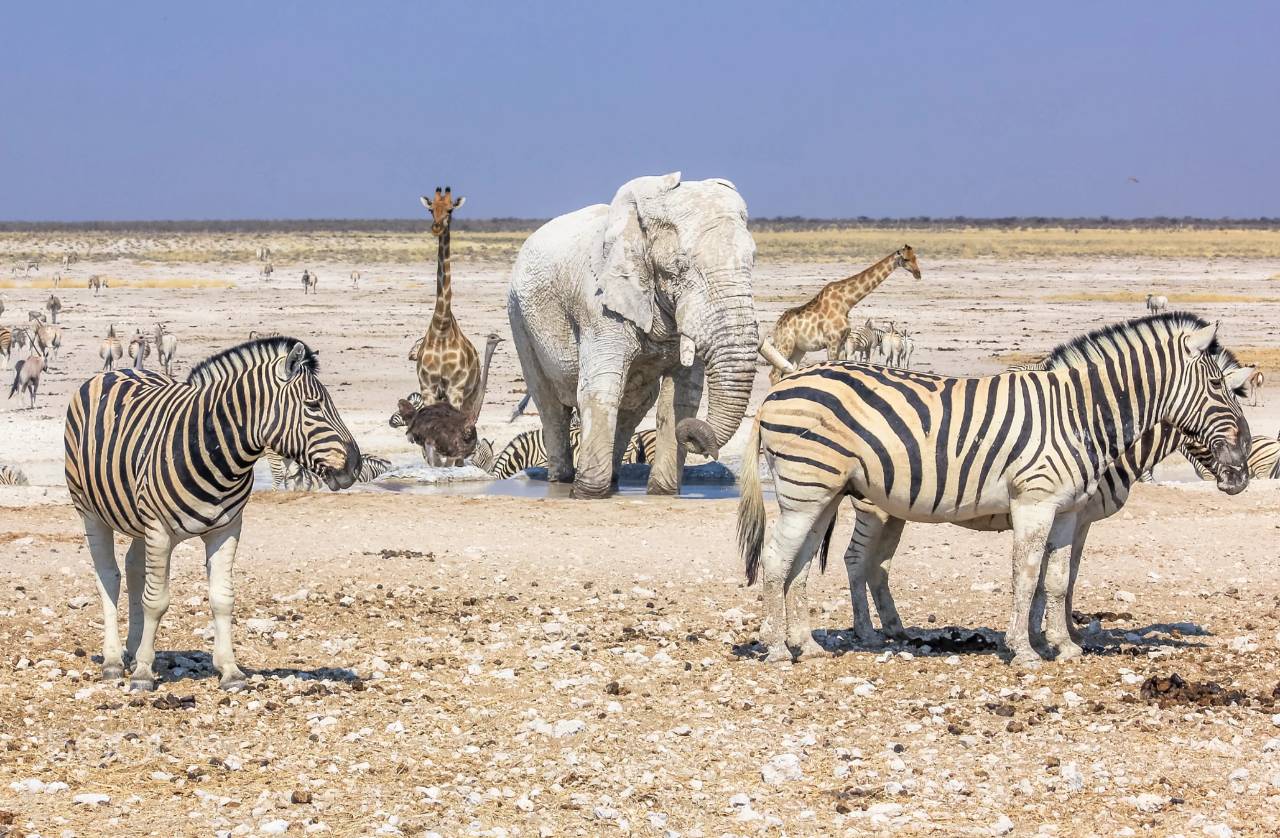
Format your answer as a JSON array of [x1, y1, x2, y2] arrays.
[[1, 242, 1279, 835]]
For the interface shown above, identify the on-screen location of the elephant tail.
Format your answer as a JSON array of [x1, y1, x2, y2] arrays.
[[738, 411, 766, 586]]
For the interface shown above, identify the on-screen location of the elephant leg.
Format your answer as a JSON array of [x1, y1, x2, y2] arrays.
[[648, 363, 704, 496], [573, 352, 629, 499], [507, 310, 575, 482], [614, 371, 660, 485]]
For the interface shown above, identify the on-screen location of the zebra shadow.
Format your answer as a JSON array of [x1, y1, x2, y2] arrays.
[[731, 620, 1212, 662], [95, 650, 363, 687]]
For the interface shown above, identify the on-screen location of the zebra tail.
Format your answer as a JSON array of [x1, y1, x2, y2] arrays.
[[817, 509, 836, 575], [738, 413, 766, 586]]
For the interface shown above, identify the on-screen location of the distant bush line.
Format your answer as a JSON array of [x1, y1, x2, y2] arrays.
[[2, 216, 1278, 234]]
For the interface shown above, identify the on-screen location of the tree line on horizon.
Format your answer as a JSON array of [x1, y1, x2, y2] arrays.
[[2, 216, 1278, 234]]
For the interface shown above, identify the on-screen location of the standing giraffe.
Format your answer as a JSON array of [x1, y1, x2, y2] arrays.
[[414, 186, 481, 422], [767, 245, 921, 382]]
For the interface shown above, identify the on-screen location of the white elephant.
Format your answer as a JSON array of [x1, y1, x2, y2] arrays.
[[507, 172, 760, 498]]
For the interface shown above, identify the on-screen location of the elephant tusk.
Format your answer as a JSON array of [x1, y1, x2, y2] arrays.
[[758, 340, 795, 373], [680, 334, 696, 367]]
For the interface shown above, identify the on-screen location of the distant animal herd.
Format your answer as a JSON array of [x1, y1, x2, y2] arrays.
[[0, 172, 1274, 688]]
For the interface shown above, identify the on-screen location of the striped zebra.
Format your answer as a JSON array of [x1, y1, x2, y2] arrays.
[[848, 344, 1253, 648], [64, 337, 361, 691], [0, 464, 29, 485], [471, 427, 659, 478], [0, 325, 11, 364], [1185, 434, 1279, 481], [738, 313, 1251, 666], [266, 449, 393, 490], [843, 319, 882, 363]]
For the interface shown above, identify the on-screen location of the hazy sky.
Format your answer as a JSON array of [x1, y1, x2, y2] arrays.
[[3, 2, 1277, 220]]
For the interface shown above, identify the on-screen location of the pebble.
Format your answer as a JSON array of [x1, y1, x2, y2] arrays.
[[1115, 590, 1136, 603], [551, 719, 586, 738], [73, 793, 110, 805], [761, 753, 803, 785], [260, 820, 290, 834], [992, 814, 1015, 835]]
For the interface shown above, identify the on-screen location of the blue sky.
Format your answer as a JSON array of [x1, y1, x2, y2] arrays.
[[2, 2, 1277, 220]]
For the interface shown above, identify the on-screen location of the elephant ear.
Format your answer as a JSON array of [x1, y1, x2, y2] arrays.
[[597, 172, 681, 333]]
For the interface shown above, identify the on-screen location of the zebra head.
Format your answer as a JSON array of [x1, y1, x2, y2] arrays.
[[1167, 320, 1252, 495], [420, 186, 465, 237], [266, 343, 361, 490], [1177, 346, 1256, 492]]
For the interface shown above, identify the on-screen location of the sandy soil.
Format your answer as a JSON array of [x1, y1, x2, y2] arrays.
[[1, 246, 1279, 835]]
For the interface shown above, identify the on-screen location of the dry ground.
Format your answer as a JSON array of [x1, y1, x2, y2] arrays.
[[1, 228, 1279, 836]]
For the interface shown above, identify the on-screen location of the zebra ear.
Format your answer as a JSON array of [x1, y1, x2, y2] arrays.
[[1185, 322, 1217, 357], [284, 343, 308, 379], [1225, 366, 1254, 391]]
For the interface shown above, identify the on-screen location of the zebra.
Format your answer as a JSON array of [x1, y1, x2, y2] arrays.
[[1146, 293, 1168, 314], [64, 337, 361, 691], [8, 355, 44, 408], [62, 252, 76, 270], [46, 294, 62, 324], [350, 269, 361, 289], [846, 344, 1254, 649], [88, 275, 103, 295], [155, 323, 178, 376], [261, 262, 274, 282], [843, 319, 882, 364], [738, 313, 1251, 667], [1185, 434, 1279, 481], [53, 273, 62, 289], [266, 449, 392, 490], [0, 464, 29, 485], [99, 325, 124, 371], [0, 326, 11, 367], [302, 269, 317, 294], [256, 246, 271, 262], [470, 427, 659, 479], [21, 259, 38, 276]]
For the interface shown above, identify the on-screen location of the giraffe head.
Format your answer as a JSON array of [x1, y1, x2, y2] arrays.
[[420, 186, 466, 237], [895, 245, 922, 279]]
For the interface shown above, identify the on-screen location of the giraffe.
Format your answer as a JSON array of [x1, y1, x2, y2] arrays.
[[767, 245, 921, 383], [414, 186, 481, 424]]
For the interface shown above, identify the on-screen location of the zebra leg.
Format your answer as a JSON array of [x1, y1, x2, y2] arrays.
[[784, 498, 842, 659], [84, 516, 125, 681], [1006, 501, 1058, 667], [129, 529, 175, 691], [1062, 519, 1092, 646], [203, 516, 247, 690], [123, 537, 146, 666], [1042, 512, 1083, 661], [760, 505, 824, 663], [861, 510, 909, 641]]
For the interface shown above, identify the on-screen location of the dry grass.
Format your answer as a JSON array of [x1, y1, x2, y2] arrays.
[[990, 350, 1044, 367], [0, 275, 231, 289], [1233, 346, 1280, 370], [1046, 291, 1280, 304], [4, 226, 1280, 266]]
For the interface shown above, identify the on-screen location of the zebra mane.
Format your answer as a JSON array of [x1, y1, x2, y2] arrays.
[[1040, 312, 1225, 371], [186, 337, 318, 385]]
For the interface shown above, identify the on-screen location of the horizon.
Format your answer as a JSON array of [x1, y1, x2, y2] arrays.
[[3, 2, 1278, 221]]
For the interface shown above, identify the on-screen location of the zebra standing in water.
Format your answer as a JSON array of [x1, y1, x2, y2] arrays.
[[843, 345, 1254, 648], [739, 313, 1250, 666], [470, 427, 659, 478], [64, 337, 361, 691]]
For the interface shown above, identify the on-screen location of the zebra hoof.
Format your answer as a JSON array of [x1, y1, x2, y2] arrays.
[[762, 646, 794, 665], [793, 639, 830, 661], [219, 673, 248, 692], [1052, 641, 1084, 662], [128, 676, 157, 692], [1008, 651, 1043, 669], [100, 664, 125, 681]]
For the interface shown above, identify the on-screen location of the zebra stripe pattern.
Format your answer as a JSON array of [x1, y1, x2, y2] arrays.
[[1185, 434, 1279, 481], [472, 427, 659, 479], [739, 313, 1251, 666], [64, 337, 361, 691], [266, 449, 393, 490], [848, 344, 1252, 645], [0, 464, 29, 485]]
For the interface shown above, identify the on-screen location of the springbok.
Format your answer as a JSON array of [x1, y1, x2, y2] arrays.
[[261, 263, 274, 281], [350, 269, 361, 289], [87, 275, 103, 295]]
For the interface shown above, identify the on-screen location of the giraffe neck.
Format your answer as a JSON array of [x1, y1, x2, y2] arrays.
[[431, 225, 453, 332], [826, 252, 899, 312]]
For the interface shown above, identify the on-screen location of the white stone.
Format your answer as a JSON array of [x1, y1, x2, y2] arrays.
[[1114, 590, 1136, 603], [992, 815, 1015, 835], [1202, 824, 1233, 838], [244, 618, 276, 635], [728, 793, 751, 807], [853, 682, 876, 698], [1061, 762, 1084, 792], [551, 719, 586, 738], [260, 820, 290, 835], [74, 793, 110, 805], [761, 753, 803, 785], [1124, 793, 1165, 813]]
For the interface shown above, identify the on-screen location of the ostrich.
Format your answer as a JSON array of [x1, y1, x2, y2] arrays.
[[8, 355, 44, 408], [396, 333, 503, 463], [46, 294, 62, 324]]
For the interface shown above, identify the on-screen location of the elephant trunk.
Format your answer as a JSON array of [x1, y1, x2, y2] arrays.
[[691, 293, 759, 451]]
